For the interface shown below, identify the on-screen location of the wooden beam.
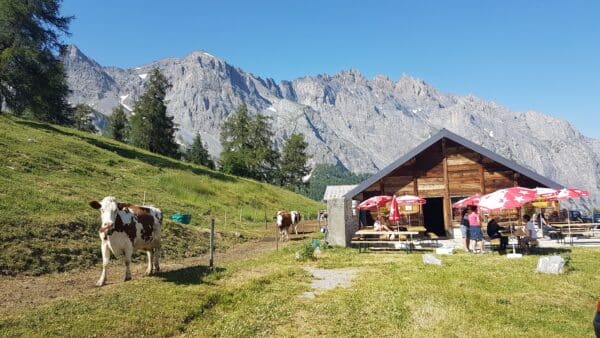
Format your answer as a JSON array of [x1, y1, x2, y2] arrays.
[[479, 164, 485, 194], [379, 180, 384, 195], [442, 139, 451, 235]]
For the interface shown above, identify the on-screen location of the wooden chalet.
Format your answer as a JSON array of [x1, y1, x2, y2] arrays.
[[342, 129, 563, 238]]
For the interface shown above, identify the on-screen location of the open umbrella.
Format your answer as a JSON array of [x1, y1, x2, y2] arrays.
[[356, 195, 393, 211], [479, 187, 537, 258], [395, 195, 426, 205], [478, 187, 537, 211], [555, 188, 590, 200], [395, 195, 426, 227], [452, 194, 481, 209]]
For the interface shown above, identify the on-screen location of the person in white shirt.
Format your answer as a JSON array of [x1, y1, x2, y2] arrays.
[[520, 215, 538, 253], [373, 216, 391, 231]]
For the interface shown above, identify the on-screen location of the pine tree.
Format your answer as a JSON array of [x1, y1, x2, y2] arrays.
[[249, 113, 279, 182], [72, 103, 97, 133], [107, 105, 129, 142], [219, 104, 279, 182], [220, 104, 254, 177], [129, 68, 180, 158], [0, 0, 73, 124], [279, 133, 310, 190], [186, 133, 215, 169]]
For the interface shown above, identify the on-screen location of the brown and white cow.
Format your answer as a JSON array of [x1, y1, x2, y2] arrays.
[[290, 210, 302, 235], [89, 196, 162, 286], [276, 211, 292, 242]]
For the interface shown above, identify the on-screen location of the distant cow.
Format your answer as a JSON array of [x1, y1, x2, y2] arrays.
[[276, 211, 292, 242], [318, 210, 327, 222], [89, 196, 162, 286], [290, 210, 302, 235]]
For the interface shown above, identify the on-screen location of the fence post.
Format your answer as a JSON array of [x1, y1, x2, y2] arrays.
[[264, 209, 267, 229], [209, 219, 215, 272]]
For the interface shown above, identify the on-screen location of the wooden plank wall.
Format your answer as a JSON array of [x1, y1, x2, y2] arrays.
[[356, 138, 545, 235]]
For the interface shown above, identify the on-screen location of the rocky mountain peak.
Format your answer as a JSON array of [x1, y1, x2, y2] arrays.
[[62, 46, 600, 206]]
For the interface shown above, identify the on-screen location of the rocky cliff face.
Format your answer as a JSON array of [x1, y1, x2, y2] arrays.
[[62, 45, 600, 206]]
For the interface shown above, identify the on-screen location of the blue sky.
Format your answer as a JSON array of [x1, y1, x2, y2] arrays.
[[62, 0, 599, 138]]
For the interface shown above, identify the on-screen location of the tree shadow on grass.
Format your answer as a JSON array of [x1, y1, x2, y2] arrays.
[[156, 265, 225, 285], [15, 120, 236, 182]]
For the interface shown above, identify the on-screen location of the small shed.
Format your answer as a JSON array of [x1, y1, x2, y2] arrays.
[[329, 128, 563, 246], [323, 185, 358, 246], [323, 185, 357, 202]]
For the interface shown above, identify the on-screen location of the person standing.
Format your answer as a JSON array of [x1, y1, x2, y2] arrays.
[[460, 208, 470, 252], [468, 206, 484, 253]]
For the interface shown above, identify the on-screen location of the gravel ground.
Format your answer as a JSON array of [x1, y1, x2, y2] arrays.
[[301, 267, 359, 299]]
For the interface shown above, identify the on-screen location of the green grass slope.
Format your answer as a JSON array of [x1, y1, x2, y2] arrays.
[[0, 116, 323, 275]]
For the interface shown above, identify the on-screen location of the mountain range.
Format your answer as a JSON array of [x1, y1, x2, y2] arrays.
[[62, 45, 600, 207]]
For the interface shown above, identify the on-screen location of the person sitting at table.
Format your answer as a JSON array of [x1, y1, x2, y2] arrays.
[[486, 216, 508, 253], [373, 216, 392, 232], [468, 206, 485, 253], [520, 215, 538, 254], [536, 211, 559, 239]]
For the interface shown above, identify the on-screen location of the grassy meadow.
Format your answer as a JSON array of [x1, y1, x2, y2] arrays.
[[0, 115, 323, 275], [0, 239, 598, 337]]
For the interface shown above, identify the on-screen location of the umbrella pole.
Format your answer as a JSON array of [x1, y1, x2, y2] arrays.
[[511, 216, 517, 255], [567, 213, 572, 246]]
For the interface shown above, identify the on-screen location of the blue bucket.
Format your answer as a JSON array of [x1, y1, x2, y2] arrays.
[[171, 213, 191, 224]]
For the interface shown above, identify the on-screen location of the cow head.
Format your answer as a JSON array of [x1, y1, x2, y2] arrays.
[[89, 196, 123, 233], [276, 210, 285, 226]]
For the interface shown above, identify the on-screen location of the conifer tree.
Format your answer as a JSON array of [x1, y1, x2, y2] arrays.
[[0, 0, 72, 124], [219, 104, 279, 182], [72, 103, 96, 133], [249, 113, 279, 182], [129, 68, 179, 158], [279, 133, 310, 190], [186, 133, 215, 169], [107, 105, 129, 142]]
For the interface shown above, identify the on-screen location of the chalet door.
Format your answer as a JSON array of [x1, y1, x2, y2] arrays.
[[423, 197, 445, 236]]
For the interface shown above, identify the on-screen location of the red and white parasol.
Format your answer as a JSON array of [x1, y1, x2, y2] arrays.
[[478, 187, 537, 211], [395, 195, 426, 205], [554, 188, 590, 201], [388, 195, 401, 223], [534, 187, 559, 199], [452, 194, 481, 209], [356, 195, 393, 211]]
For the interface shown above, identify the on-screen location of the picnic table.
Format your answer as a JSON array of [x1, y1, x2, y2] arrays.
[[549, 223, 599, 245], [351, 229, 419, 253]]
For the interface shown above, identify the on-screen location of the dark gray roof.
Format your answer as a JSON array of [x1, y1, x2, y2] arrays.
[[344, 128, 564, 199]]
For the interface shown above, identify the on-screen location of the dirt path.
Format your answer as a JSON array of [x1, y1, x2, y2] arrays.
[[0, 230, 310, 315]]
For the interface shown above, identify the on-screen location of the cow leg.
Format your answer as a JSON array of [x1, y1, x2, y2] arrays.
[[145, 250, 153, 275], [124, 246, 132, 281], [96, 242, 110, 287], [294, 224, 298, 235], [153, 247, 161, 273]]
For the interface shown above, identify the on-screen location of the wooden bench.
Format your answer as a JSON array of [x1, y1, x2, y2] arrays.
[[351, 230, 418, 253]]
